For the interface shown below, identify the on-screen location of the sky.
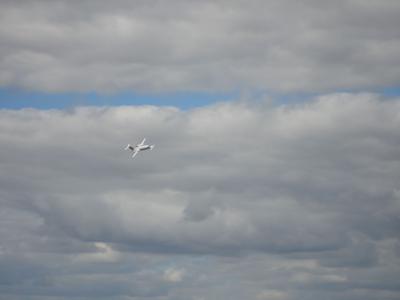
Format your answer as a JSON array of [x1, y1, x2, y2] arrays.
[[0, 1, 400, 300]]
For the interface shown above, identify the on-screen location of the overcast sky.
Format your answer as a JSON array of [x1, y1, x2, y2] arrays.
[[1, 1, 400, 300], [1, 0, 400, 94]]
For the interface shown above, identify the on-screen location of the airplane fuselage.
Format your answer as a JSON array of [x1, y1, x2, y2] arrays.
[[128, 145, 151, 151], [137, 145, 152, 151]]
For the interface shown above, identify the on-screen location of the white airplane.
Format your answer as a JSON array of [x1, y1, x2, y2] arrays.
[[125, 138, 155, 158]]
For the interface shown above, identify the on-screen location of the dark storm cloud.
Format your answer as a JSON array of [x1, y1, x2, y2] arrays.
[[0, 93, 400, 299], [1, 0, 399, 93]]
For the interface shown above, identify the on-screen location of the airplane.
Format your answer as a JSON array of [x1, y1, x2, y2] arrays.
[[125, 138, 155, 158]]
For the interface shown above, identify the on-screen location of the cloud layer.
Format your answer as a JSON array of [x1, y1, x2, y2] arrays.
[[1, 93, 400, 299], [1, 0, 400, 93]]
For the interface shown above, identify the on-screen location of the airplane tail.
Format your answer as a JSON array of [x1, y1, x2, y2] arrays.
[[150, 145, 155, 150], [125, 144, 131, 150]]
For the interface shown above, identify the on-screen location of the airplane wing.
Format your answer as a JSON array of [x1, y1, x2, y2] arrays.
[[139, 138, 146, 146], [132, 149, 140, 158]]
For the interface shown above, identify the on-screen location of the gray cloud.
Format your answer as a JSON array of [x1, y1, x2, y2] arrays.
[[0, 0, 399, 93], [1, 93, 400, 299]]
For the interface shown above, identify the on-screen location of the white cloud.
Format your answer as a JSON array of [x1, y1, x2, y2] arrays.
[[163, 267, 186, 283], [0, 93, 400, 299], [0, 0, 399, 93], [72, 242, 120, 263]]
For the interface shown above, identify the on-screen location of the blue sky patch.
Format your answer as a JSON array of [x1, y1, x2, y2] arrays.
[[0, 89, 237, 110], [1, 87, 399, 111]]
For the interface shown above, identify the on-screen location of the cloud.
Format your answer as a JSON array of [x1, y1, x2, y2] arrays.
[[72, 242, 120, 263], [163, 267, 186, 283], [1, 93, 400, 299], [0, 0, 399, 93], [257, 290, 289, 300]]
